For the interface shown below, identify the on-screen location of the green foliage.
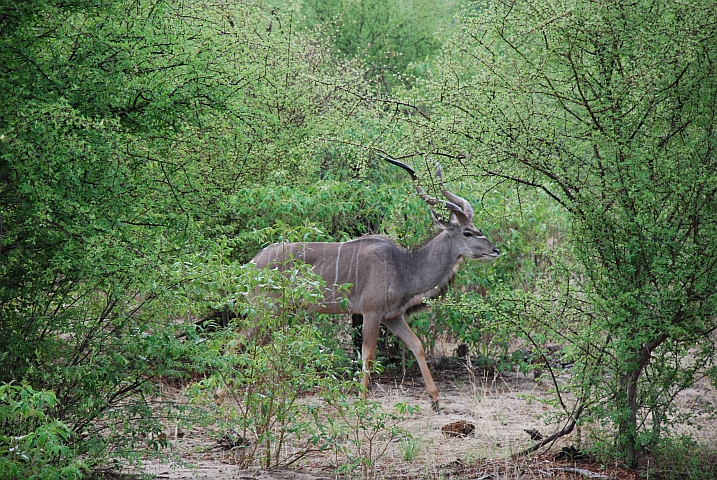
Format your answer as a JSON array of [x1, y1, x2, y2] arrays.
[[0, 0, 387, 471], [0, 383, 86, 479], [216, 177, 410, 262], [300, 0, 459, 91], [398, 0, 717, 466], [326, 400, 417, 479], [187, 324, 351, 468], [643, 436, 717, 480], [7, 0, 716, 473], [177, 252, 417, 474], [397, 434, 423, 462]]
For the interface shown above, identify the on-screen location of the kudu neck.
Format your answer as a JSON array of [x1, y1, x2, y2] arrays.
[[405, 231, 462, 289]]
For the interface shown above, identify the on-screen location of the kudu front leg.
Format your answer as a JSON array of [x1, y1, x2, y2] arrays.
[[384, 315, 440, 411]]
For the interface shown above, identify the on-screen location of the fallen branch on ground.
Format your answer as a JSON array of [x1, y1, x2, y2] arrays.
[[512, 404, 584, 458], [550, 467, 610, 479]]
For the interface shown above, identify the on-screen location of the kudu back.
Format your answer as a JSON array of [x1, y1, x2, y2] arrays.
[[251, 157, 499, 409]]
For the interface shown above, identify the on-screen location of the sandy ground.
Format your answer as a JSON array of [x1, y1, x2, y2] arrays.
[[127, 355, 717, 480]]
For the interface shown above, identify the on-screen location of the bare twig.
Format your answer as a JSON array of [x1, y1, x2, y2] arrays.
[[550, 467, 610, 479], [512, 404, 584, 458]]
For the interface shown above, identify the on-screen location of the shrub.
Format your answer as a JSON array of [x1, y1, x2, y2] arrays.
[[0, 383, 86, 479]]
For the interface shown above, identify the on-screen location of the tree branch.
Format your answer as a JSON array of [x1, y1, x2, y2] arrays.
[[512, 403, 585, 458]]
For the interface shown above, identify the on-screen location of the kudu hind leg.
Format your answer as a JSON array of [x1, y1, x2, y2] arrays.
[[360, 314, 382, 398], [384, 315, 440, 411]]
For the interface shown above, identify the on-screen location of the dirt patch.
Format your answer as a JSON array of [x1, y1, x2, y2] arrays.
[[125, 358, 716, 480], [140, 463, 327, 480]]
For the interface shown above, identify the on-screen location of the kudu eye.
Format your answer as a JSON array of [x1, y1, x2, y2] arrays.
[[463, 231, 473, 237]]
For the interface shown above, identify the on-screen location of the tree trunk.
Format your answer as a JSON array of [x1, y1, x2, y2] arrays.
[[617, 333, 669, 468], [623, 366, 640, 468]]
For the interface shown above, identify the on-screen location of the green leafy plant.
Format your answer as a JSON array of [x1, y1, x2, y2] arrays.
[[178, 240, 355, 468], [398, 434, 423, 462], [0, 383, 86, 479], [326, 400, 417, 479], [187, 323, 353, 468]]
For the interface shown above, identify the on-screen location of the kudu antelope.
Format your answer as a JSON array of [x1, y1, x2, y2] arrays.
[[251, 157, 499, 409]]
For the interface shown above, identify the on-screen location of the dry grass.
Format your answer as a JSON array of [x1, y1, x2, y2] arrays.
[[127, 356, 716, 480]]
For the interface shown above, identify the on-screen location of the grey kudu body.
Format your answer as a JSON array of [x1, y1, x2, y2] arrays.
[[251, 157, 499, 409]]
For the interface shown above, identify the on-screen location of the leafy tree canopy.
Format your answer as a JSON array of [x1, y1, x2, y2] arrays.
[[409, 0, 717, 465]]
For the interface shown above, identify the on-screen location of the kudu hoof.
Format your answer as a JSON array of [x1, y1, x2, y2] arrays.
[[431, 400, 440, 412]]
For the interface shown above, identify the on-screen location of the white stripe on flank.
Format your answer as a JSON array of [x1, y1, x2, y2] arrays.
[[334, 243, 343, 288], [320, 247, 326, 277], [355, 242, 362, 290]]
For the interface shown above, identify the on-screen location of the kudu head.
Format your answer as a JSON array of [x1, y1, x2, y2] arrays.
[[383, 156, 500, 260]]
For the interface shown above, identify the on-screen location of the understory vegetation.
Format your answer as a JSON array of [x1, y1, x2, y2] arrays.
[[1, 0, 716, 478]]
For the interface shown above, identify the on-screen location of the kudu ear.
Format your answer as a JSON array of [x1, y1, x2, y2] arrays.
[[447, 207, 471, 226], [431, 210, 450, 230], [430, 202, 470, 230]]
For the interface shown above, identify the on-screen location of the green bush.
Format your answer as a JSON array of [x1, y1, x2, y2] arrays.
[[178, 248, 416, 474], [401, 0, 717, 466], [176, 238, 345, 468], [327, 400, 416, 480], [644, 436, 717, 480], [0, 383, 86, 480], [186, 323, 353, 468], [0, 0, 393, 471], [300, 0, 459, 91]]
